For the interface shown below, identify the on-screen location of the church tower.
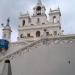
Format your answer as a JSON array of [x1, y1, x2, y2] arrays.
[[33, 0, 46, 16], [32, 0, 47, 25], [49, 8, 63, 36], [2, 18, 12, 42], [49, 8, 61, 24]]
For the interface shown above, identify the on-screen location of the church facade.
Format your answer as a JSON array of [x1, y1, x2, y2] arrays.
[[18, 0, 63, 42], [0, 0, 75, 75]]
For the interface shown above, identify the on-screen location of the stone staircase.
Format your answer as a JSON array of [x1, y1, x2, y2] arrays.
[[0, 34, 75, 62]]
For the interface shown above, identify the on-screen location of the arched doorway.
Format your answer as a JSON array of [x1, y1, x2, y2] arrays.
[[36, 31, 40, 37]]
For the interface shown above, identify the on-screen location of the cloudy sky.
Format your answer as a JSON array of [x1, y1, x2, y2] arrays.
[[0, 0, 75, 42]]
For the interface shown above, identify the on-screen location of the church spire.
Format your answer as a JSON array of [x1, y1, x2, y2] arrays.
[[37, 0, 42, 5]]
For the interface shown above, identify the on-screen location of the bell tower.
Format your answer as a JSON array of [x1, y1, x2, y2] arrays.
[[49, 8, 61, 24], [33, 0, 46, 16], [49, 8, 63, 36]]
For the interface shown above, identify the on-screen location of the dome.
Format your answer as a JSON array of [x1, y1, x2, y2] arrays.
[[3, 25, 11, 32], [3, 18, 12, 31]]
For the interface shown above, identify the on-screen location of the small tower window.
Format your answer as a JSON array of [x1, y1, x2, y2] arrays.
[[53, 16, 57, 23], [37, 6, 41, 11], [36, 6, 41, 15], [22, 20, 25, 26], [36, 31, 40, 37]]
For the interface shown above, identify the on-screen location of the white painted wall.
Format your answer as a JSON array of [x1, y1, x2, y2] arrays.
[[0, 39, 75, 75]]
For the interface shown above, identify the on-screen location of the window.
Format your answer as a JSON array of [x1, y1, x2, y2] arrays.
[[42, 23, 45, 24], [46, 32, 49, 36], [36, 31, 40, 37], [27, 33, 30, 37], [54, 31, 57, 35], [36, 6, 41, 11], [20, 34, 23, 38], [53, 16, 57, 23], [36, 6, 41, 15], [22, 20, 25, 26]]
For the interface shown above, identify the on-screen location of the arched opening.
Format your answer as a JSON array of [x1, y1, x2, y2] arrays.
[[20, 34, 23, 38], [27, 33, 30, 37], [36, 31, 40, 37], [46, 32, 49, 36], [53, 16, 57, 23], [5, 59, 10, 63], [22, 20, 25, 26], [36, 6, 41, 15], [37, 6, 41, 10]]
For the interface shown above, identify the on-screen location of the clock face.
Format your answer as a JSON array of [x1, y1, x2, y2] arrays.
[[0, 39, 9, 50]]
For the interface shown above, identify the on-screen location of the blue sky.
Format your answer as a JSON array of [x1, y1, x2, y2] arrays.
[[0, 0, 75, 42]]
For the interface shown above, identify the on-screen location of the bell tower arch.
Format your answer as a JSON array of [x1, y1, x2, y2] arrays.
[[33, 0, 46, 16]]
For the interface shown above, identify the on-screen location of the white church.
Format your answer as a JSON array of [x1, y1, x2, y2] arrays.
[[0, 0, 75, 75]]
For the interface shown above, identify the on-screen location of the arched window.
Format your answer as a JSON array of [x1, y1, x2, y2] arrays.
[[37, 6, 41, 11], [36, 31, 40, 37], [27, 33, 30, 37], [53, 16, 57, 23], [36, 6, 41, 15], [46, 32, 49, 36], [22, 20, 25, 26], [20, 34, 23, 38]]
